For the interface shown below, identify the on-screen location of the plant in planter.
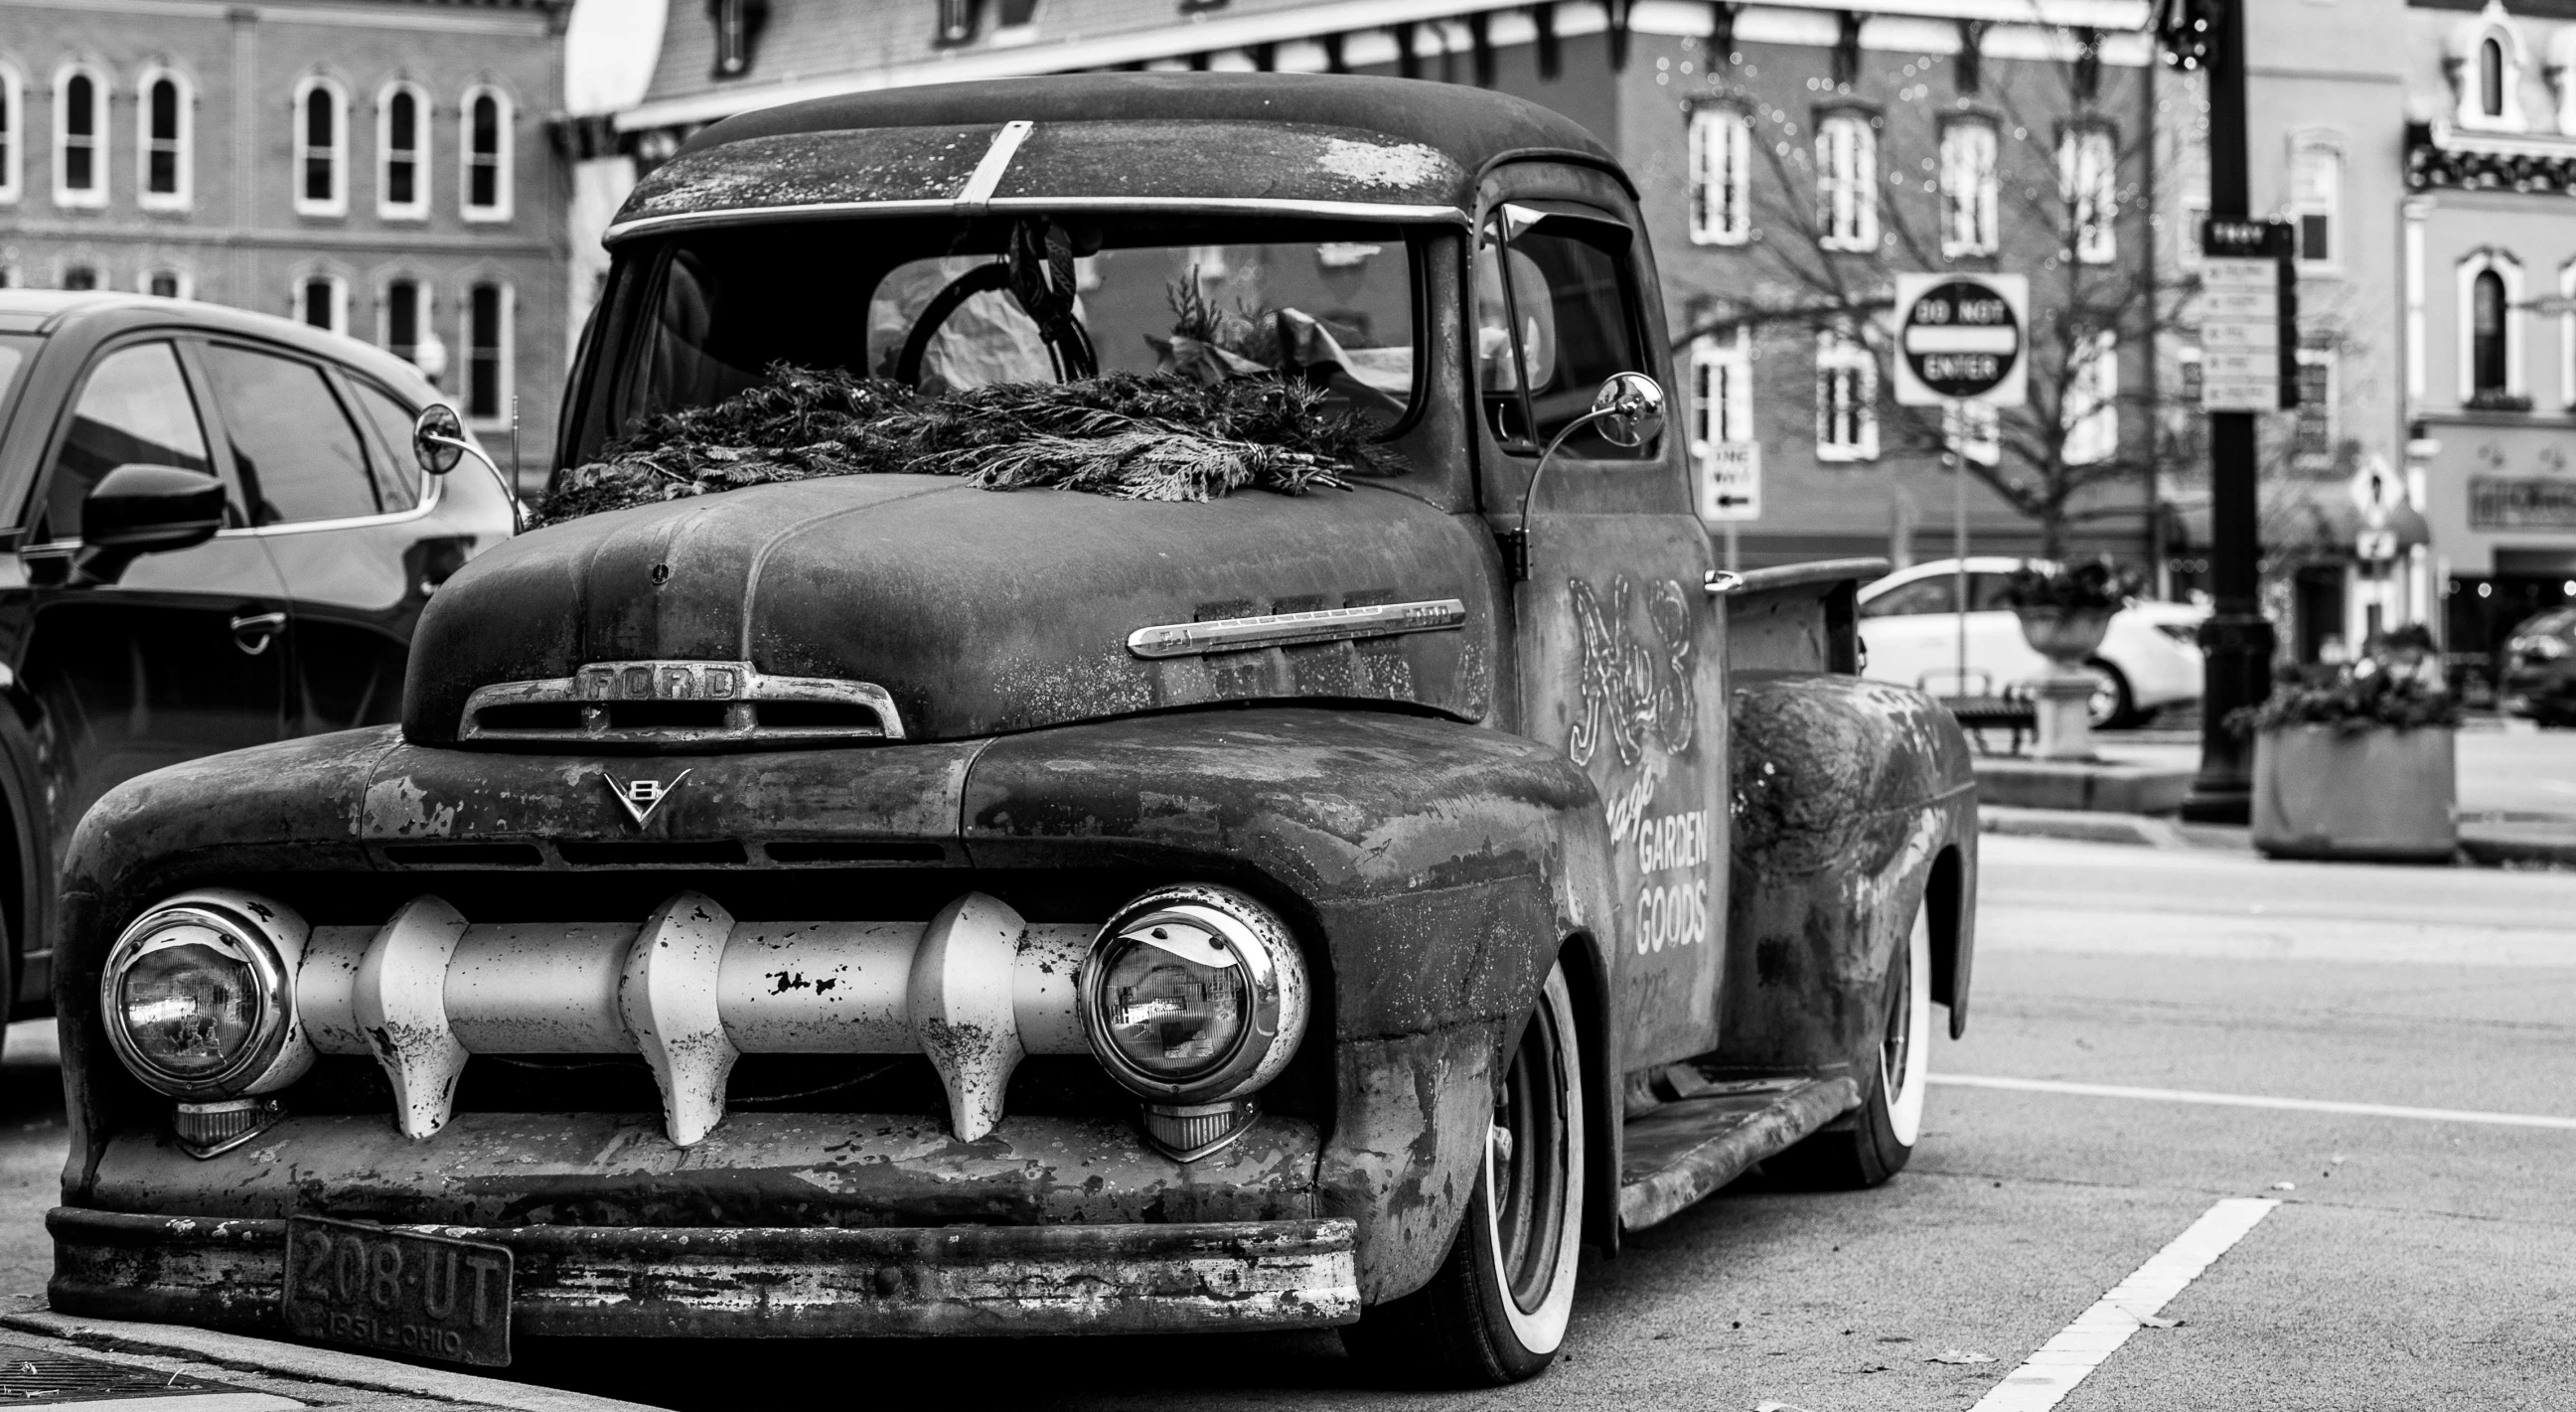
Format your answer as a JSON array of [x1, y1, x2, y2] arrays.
[[2228, 640, 2463, 863], [2001, 557, 2144, 759]]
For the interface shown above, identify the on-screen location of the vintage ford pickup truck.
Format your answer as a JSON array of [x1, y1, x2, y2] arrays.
[[50, 75, 1976, 1387]]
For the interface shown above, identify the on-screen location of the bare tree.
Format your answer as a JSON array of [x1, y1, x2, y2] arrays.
[[1672, 45, 2197, 559]]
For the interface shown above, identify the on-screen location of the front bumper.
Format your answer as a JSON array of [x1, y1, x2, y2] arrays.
[[51, 1207, 1359, 1337]]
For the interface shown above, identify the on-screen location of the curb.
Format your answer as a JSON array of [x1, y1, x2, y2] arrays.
[[1985, 806, 2576, 868], [2459, 826, 2576, 868], [0, 1302, 661, 1412]]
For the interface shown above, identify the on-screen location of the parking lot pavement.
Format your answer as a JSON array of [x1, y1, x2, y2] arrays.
[[4, 833, 2569, 1410]]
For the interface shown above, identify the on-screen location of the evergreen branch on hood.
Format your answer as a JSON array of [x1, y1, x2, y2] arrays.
[[536, 364, 1391, 527]]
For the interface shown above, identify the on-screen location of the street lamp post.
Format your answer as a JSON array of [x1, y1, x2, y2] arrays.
[[2165, 0, 2276, 824]]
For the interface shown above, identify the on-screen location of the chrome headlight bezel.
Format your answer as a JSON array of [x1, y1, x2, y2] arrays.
[[1079, 883, 1309, 1107], [99, 889, 313, 1101]]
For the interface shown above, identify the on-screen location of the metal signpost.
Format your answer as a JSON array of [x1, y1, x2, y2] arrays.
[[1894, 272, 2030, 699]]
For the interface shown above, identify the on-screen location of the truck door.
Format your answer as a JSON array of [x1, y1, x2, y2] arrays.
[[1477, 181, 1731, 1070]]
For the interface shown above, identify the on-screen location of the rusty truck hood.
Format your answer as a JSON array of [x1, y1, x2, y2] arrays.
[[400, 475, 1499, 746]]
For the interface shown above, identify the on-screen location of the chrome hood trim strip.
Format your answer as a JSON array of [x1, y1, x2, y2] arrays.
[[1126, 597, 1468, 660]]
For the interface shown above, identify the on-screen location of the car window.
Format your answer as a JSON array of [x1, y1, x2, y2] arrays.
[[199, 344, 383, 526], [1967, 572, 2018, 611], [41, 341, 217, 543], [1474, 205, 1650, 458], [346, 378, 427, 513], [1861, 577, 1956, 618]]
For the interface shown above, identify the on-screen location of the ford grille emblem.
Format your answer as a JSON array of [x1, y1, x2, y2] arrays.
[[604, 770, 691, 829]]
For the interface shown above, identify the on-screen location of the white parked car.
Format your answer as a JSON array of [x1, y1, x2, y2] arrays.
[[1857, 557, 2205, 727]]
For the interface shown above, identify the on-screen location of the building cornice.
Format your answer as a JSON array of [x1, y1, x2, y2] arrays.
[[2408, 117, 2576, 193], [618, 0, 2152, 134]]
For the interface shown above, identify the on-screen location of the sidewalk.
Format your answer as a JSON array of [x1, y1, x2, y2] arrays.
[[0, 1297, 660, 1412], [1987, 719, 2576, 866]]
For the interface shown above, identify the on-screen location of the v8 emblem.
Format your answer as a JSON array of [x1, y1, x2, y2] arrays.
[[603, 770, 691, 829]]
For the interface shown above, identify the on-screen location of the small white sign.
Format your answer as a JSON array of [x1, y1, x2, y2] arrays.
[[2200, 256, 2283, 411], [1700, 441, 1760, 522]]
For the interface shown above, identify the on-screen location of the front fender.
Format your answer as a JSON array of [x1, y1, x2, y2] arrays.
[[962, 707, 1618, 1301], [1719, 674, 1977, 1079]]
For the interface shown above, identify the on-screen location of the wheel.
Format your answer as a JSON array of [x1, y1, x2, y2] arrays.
[[2084, 659, 2137, 728], [1342, 960, 1586, 1387], [1762, 901, 1931, 1189]]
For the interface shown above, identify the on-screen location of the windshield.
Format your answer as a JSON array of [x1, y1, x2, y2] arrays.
[[594, 217, 1420, 462]]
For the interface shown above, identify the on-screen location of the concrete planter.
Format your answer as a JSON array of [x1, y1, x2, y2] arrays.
[[2251, 723, 2458, 863], [2014, 606, 2113, 665]]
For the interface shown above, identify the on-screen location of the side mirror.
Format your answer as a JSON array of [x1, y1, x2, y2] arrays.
[[74, 464, 227, 585], [412, 403, 467, 477], [1591, 371, 1666, 450]]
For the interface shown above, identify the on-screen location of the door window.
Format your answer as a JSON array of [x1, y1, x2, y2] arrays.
[[1861, 577, 1957, 618], [1474, 205, 1650, 458], [345, 379, 427, 513], [41, 342, 214, 543], [1966, 572, 2019, 610], [199, 344, 384, 525]]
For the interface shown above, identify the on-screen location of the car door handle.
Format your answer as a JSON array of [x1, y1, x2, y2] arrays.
[[229, 611, 286, 656]]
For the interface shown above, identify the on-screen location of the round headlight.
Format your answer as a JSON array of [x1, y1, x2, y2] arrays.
[[1080, 884, 1308, 1105], [101, 890, 311, 1100]]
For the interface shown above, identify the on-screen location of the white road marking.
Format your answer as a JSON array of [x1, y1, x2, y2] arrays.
[[1935, 1073, 2576, 1131], [1969, 1197, 2279, 1412]]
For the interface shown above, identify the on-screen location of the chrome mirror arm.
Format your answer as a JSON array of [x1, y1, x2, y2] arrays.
[[422, 432, 525, 537], [1501, 407, 1618, 584], [1499, 372, 1666, 584]]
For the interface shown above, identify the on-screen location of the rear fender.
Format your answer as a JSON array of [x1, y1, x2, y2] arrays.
[[1718, 674, 1976, 1078]]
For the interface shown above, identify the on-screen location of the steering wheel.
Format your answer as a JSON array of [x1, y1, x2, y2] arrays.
[[895, 262, 1016, 388]]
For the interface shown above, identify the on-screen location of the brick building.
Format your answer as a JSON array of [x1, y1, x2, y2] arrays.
[[611, 0, 2161, 569], [0, 0, 571, 482]]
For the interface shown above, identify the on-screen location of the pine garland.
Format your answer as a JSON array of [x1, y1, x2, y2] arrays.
[[537, 364, 1390, 527]]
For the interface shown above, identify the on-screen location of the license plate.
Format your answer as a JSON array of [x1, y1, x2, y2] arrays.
[[282, 1217, 514, 1367]]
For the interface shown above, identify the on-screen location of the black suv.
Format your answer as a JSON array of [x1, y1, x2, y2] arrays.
[[0, 292, 513, 1022]]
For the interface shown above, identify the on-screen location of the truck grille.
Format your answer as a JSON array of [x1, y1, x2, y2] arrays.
[[458, 660, 903, 747]]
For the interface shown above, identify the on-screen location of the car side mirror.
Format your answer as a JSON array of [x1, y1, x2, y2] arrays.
[[74, 463, 227, 585], [1591, 371, 1666, 450], [412, 403, 467, 477]]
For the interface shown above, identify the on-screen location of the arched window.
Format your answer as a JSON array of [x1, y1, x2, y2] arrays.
[[54, 65, 106, 207], [463, 279, 512, 422], [294, 272, 348, 334], [378, 81, 426, 220], [143, 267, 188, 299], [63, 263, 98, 291], [292, 77, 347, 217], [2482, 37, 2505, 117], [2474, 269, 2507, 393], [138, 68, 190, 209], [382, 275, 431, 367], [460, 85, 512, 221], [0, 64, 23, 204]]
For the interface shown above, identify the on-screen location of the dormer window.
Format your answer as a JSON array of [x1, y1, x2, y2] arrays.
[[2452, 5, 2527, 132]]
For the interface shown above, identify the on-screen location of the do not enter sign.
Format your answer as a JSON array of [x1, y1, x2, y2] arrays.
[[1892, 272, 2029, 407]]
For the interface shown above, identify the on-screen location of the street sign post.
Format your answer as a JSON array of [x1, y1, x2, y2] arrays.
[[2197, 219, 2298, 411], [1893, 273, 2030, 407], [1699, 440, 1760, 522]]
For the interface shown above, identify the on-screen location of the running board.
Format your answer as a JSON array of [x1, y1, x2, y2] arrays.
[[1617, 1075, 1861, 1231]]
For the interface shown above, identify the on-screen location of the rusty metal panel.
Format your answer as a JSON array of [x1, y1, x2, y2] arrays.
[[1718, 674, 1976, 1077], [51, 1208, 1359, 1337]]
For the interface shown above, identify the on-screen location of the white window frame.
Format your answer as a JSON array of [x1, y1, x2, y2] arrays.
[[135, 66, 192, 211], [377, 79, 429, 222], [1815, 112, 1877, 253], [1816, 322, 1878, 462], [292, 75, 349, 219], [2458, 22, 2527, 132], [293, 271, 350, 334], [2291, 346, 2338, 468], [140, 265, 192, 299], [2289, 135, 2342, 274], [1945, 400, 2000, 466], [2458, 248, 2525, 399], [379, 273, 435, 368], [459, 84, 514, 223], [1688, 104, 1749, 246], [1689, 327, 1753, 452], [53, 63, 107, 209], [462, 277, 514, 426], [2060, 124, 2117, 265], [1938, 116, 1999, 258], [0, 63, 23, 205], [2063, 331, 2119, 466], [59, 258, 103, 291]]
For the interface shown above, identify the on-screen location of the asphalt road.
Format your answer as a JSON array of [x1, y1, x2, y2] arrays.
[[3, 833, 2569, 1409]]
